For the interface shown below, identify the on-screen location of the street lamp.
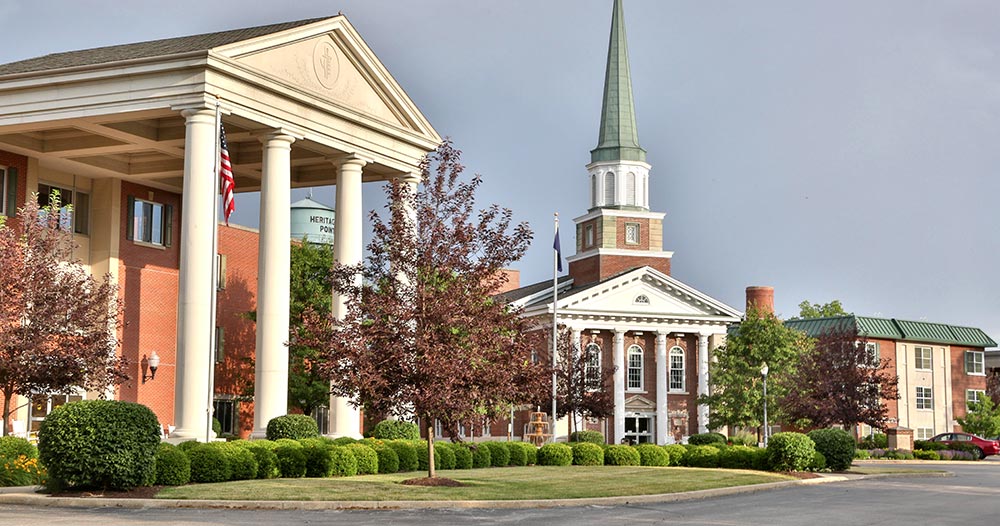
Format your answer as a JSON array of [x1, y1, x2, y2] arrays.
[[760, 362, 769, 447]]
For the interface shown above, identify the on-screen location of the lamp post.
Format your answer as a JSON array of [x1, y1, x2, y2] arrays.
[[760, 362, 769, 447]]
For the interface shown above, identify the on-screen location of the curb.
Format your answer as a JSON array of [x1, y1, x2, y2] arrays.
[[0, 476, 853, 511]]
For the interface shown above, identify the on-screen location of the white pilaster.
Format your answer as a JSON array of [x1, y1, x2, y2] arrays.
[[251, 132, 295, 438], [655, 331, 668, 445], [172, 108, 217, 441], [613, 329, 626, 443], [570, 327, 583, 433], [697, 332, 710, 433], [329, 155, 367, 438]]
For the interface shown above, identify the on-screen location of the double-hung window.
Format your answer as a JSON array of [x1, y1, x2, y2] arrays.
[[914, 347, 932, 370], [965, 350, 984, 375], [669, 347, 685, 391], [127, 196, 173, 247], [584, 343, 602, 390], [916, 386, 933, 410], [37, 183, 89, 235], [967, 389, 986, 408], [627, 345, 643, 391]]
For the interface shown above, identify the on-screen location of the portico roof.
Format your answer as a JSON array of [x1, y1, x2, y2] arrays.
[[0, 15, 440, 193]]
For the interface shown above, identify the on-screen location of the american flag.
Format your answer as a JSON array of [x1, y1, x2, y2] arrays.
[[219, 124, 235, 224]]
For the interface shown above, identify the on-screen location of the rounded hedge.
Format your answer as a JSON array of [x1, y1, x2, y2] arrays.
[[274, 438, 303, 449], [413, 441, 441, 471], [373, 443, 399, 474], [662, 444, 687, 466], [187, 443, 232, 483], [481, 442, 510, 467], [331, 436, 358, 446], [222, 443, 258, 481], [766, 432, 816, 472], [177, 440, 201, 454], [435, 443, 457, 469], [38, 400, 161, 490], [0, 436, 37, 460], [154, 443, 190, 486], [635, 444, 669, 466], [604, 445, 641, 466], [810, 451, 827, 471], [537, 443, 573, 466], [329, 446, 358, 477], [807, 428, 855, 472], [751, 447, 770, 471], [569, 431, 605, 444], [452, 444, 473, 469], [242, 441, 279, 478], [275, 445, 307, 477], [469, 444, 491, 469], [914, 449, 940, 460], [684, 445, 721, 468], [511, 442, 537, 465], [265, 414, 319, 441], [688, 432, 728, 447], [371, 420, 420, 440], [387, 441, 418, 472], [717, 445, 756, 470], [506, 442, 527, 466], [301, 441, 334, 477], [345, 443, 379, 474], [571, 442, 604, 466]]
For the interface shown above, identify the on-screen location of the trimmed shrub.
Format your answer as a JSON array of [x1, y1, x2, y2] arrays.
[[274, 438, 303, 449], [807, 428, 855, 472], [387, 441, 418, 472], [265, 414, 319, 441], [506, 442, 526, 466], [371, 420, 420, 440], [436, 443, 457, 469], [414, 441, 441, 471], [751, 447, 770, 471], [301, 441, 334, 477], [859, 433, 888, 449], [481, 442, 510, 467], [345, 443, 378, 475], [604, 445, 641, 466], [153, 443, 190, 486], [243, 442, 279, 479], [275, 445, 307, 478], [684, 445, 720, 468], [662, 444, 687, 466], [331, 437, 358, 446], [914, 440, 946, 451], [221, 443, 258, 481], [38, 400, 160, 490], [187, 443, 232, 483], [569, 431, 605, 444], [854, 449, 871, 460], [373, 444, 399, 474], [718, 445, 756, 470], [572, 442, 604, 466], [0, 436, 37, 460], [177, 440, 200, 454], [635, 444, 670, 466], [688, 432, 727, 447], [329, 446, 358, 477], [212, 417, 222, 437], [537, 443, 573, 466], [729, 431, 757, 447], [468, 444, 491, 469], [766, 432, 816, 472], [510, 441, 536, 465], [452, 444, 473, 469], [809, 451, 827, 471], [914, 449, 941, 460]]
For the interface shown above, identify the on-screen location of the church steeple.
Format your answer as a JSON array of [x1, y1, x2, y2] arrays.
[[591, 0, 646, 164]]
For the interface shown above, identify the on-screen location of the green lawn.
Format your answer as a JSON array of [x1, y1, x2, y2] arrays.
[[157, 466, 791, 501]]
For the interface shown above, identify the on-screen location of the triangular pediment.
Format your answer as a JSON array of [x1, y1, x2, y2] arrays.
[[213, 17, 436, 139], [625, 395, 657, 412]]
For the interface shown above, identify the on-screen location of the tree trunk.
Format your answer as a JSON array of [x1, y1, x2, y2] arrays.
[[427, 425, 436, 479], [1, 389, 11, 437]]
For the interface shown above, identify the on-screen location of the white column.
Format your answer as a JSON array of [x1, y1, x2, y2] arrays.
[[570, 327, 583, 434], [655, 331, 668, 445], [329, 155, 367, 438], [251, 132, 295, 438], [697, 333, 710, 433], [172, 108, 217, 441], [613, 329, 626, 444]]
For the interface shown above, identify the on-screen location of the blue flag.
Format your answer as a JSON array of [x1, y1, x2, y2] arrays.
[[553, 226, 563, 273]]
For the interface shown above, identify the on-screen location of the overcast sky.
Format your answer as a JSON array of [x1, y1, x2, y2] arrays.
[[3, 0, 999, 341]]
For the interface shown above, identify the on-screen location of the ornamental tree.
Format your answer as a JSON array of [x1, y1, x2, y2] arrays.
[[539, 328, 615, 436], [791, 299, 849, 320], [958, 397, 1000, 439], [780, 328, 899, 432], [700, 306, 812, 432], [299, 141, 546, 479], [0, 194, 127, 436]]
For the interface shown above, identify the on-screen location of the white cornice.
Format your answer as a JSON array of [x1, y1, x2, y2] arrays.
[[572, 208, 666, 224], [586, 159, 652, 171], [566, 248, 673, 263]]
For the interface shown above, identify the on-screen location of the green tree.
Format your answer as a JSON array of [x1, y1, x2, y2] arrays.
[[287, 241, 335, 417], [792, 300, 849, 320], [700, 307, 812, 432], [958, 397, 1000, 438]]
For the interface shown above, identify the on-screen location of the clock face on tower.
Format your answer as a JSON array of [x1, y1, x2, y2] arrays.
[[625, 222, 640, 245]]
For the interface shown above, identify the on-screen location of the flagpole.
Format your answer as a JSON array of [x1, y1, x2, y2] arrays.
[[206, 97, 222, 442], [551, 213, 559, 441]]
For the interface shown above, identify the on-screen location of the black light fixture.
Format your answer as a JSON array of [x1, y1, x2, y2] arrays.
[[143, 351, 161, 383]]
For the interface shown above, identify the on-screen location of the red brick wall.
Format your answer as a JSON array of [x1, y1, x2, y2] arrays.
[[569, 254, 671, 286], [950, 346, 988, 430], [0, 150, 29, 225], [616, 217, 651, 250]]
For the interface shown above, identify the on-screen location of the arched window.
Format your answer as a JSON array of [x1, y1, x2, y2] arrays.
[[591, 174, 598, 207], [634, 294, 650, 305], [584, 343, 602, 390], [626, 172, 636, 206], [627, 345, 643, 390], [642, 176, 648, 208], [604, 171, 615, 205], [669, 346, 685, 391]]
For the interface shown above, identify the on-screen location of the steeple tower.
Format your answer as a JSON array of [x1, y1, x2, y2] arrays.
[[567, 0, 672, 286]]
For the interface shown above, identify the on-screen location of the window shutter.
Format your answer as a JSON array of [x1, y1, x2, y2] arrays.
[[163, 204, 173, 247], [217, 254, 227, 290], [5, 167, 17, 218], [126, 196, 135, 240], [215, 327, 225, 363]]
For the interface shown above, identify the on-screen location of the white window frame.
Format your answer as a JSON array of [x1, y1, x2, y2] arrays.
[[627, 344, 644, 391], [965, 350, 984, 375], [633, 294, 650, 306], [132, 198, 167, 246], [625, 222, 640, 245], [28, 391, 85, 433], [916, 427, 934, 440], [916, 386, 933, 410], [624, 414, 654, 444], [864, 341, 879, 367], [669, 346, 685, 392], [914, 346, 932, 371], [585, 224, 595, 247], [37, 182, 89, 235], [967, 389, 986, 408], [584, 343, 602, 391]]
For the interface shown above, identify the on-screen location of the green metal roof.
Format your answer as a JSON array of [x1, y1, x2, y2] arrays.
[[590, 0, 646, 164], [784, 315, 996, 348]]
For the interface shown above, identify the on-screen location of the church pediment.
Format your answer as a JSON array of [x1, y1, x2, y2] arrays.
[[625, 395, 656, 412]]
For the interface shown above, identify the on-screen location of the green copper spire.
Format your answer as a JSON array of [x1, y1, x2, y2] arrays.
[[591, 0, 646, 164]]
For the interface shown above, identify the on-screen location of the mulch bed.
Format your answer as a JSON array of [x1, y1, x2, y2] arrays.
[[400, 477, 465, 487], [47, 485, 164, 499], [778, 471, 821, 479]]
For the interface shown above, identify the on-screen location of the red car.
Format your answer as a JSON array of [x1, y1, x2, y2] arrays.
[[927, 432, 1000, 458]]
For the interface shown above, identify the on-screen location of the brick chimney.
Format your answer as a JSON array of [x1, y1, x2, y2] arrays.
[[746, 286, 774, 315]]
